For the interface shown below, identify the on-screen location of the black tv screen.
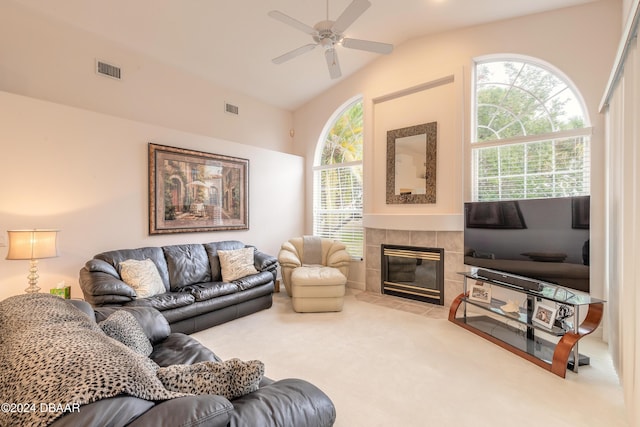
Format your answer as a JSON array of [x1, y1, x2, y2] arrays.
[[464, 196, 590, 293]]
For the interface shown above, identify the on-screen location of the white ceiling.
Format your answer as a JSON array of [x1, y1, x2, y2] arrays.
[[14, 0, 598, 111]]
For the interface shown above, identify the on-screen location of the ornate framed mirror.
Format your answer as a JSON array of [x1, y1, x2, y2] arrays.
[[386, 122, 437, 204]]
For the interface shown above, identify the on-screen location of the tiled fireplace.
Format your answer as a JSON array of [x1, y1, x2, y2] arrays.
[[365, 228, 465, 308]]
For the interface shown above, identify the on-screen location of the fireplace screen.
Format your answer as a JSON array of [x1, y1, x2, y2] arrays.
[[381, 244, 444, 305]]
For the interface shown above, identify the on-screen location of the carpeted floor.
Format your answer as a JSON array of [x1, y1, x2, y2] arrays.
[[191, 289, 628, 427]]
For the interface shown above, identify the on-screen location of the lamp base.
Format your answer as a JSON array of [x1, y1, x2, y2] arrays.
[[25, 259, 41, 293]]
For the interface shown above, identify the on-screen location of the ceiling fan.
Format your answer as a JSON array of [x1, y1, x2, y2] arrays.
[[268, 0, 393, 79]]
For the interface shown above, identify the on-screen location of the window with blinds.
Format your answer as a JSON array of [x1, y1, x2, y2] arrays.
[[313, 99, 363, 259], [472, 58, 591, 201]]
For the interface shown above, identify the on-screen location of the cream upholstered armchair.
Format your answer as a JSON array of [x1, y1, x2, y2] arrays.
[[278, 237, 351, 312]]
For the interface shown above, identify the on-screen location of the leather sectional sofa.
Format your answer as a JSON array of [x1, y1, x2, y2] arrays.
[[0, 296, 336, 427], [79, 240, 278, 334]]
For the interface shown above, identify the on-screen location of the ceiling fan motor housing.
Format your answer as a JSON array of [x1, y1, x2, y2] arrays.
[[313, 20, 342, 49]]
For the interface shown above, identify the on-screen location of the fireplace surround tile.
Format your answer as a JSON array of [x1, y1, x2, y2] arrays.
[[365, 228, 387, 246], [386, 230, 412, 245], [409, 231, 437, 248], [366, 244, 381, 270], [436, 231, 463, 253], [444, 251, 463, 282]]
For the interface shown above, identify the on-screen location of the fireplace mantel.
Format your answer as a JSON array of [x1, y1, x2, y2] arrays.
[[363, 213, 463, 232]]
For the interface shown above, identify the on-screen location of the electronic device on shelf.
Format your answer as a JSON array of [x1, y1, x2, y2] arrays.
[[463, 195, 590, 294], [475, 268, 543, 292]]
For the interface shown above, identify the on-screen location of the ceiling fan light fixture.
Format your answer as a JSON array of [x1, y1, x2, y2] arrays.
[[269, 0, 392, 79], [320, 38, 334, 49]]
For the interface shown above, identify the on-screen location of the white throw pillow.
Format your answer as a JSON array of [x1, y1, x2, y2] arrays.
[[218, 248, 259, 282], [119, 258, 166, 298]]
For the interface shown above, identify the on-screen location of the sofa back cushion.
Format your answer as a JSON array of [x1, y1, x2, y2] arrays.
[[204, 241, 246, 281], [95, 247, 170, 291], [163, 244, 211, 289]]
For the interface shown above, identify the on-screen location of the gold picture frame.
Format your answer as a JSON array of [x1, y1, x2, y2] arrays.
[[149, 143, 249, 234]]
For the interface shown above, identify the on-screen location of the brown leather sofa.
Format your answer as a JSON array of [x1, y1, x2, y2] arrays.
[[79, 240, 278, 334]]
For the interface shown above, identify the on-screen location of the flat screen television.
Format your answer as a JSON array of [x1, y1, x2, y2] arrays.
[[463, 196, 590, 293]]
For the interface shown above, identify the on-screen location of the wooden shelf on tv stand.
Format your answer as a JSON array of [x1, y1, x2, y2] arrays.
[[448, 273, 604, 378]]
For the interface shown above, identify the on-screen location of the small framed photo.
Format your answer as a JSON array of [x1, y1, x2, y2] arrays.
[[533, 302, 557, 329], [468, 282, 492, 303]]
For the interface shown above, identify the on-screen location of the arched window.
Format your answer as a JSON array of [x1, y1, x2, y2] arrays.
[[313, 97, 363, 258], [472, 57, 590, 201]]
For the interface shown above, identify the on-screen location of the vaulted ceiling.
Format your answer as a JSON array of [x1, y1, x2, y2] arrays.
[[13, 0, 599, 110]]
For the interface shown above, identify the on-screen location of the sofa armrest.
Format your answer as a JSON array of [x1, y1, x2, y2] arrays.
[[230, 378, 336, 427], [277, 242, 302, 295], [253, 249, 278, 271], [126, 396, 233, 427], [48, 396, 155, 427], [79, 262, 137, 305], [253, 249, 278, 282], [327, 245, 351, 269], [277, 242, 302, 269], [151, 333, 222, 366]]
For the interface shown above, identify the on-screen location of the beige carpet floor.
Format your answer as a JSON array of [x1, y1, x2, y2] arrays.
[[191, 289, 628, 427]]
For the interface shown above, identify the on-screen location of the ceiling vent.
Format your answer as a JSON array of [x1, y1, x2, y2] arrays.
[[96, 59, 122, 80], [224, 102, 239, 115]]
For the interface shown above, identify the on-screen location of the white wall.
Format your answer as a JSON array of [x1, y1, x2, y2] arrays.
[[0, 1, 306, 300], [0, 91, 304, 300], [292, 0, 620, 294], [0, 0, 294, 154], [371, 76, 461, 214]]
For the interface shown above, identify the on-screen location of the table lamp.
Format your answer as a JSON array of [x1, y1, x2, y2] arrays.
[[6, 229, 59, 293]]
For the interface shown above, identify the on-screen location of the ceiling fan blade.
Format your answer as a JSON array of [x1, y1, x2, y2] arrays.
[[268, 10, 317, 36], [272, 43, 318, 64], [342, 38, 393, 54], [331, 0, 371, 34], [325, 48, 342, 79]]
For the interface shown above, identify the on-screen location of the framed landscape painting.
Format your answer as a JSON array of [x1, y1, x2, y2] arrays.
[[149, 143, 249, 234]]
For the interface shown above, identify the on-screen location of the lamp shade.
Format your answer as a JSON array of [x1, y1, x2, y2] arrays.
[[6, 229, 59, 260]]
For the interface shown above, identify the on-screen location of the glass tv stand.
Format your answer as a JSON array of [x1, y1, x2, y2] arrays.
[[449, 272, 605, 378]]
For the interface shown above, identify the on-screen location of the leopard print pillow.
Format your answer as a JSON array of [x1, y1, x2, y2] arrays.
[[99, 310, 153, 357], [157, 359, 264, 400]]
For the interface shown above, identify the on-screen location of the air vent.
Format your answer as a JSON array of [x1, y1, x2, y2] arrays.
[[96, 59, 122, 80], [224, 102, 239, 115]]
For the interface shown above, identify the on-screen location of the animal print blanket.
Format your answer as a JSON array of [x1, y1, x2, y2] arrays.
[[0, 293, 183, 427]]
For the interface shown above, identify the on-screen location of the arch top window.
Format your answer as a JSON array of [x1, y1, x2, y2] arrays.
[[313, 98, 363, 259], [472, 58, 591, 201], [317, 102, 363, 166], [475, 60, 588, 142]]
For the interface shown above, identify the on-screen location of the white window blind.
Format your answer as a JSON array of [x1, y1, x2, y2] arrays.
[[313, 163, 363, 258], [473, 135, 590, 200]]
